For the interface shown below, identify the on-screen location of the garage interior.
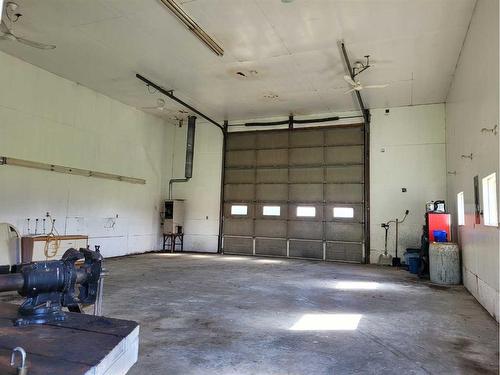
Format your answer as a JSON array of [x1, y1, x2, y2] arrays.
[[0, 0, 498, 374]]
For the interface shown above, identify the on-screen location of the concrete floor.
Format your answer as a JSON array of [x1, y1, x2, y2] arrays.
[[100, 253, 498, 375]]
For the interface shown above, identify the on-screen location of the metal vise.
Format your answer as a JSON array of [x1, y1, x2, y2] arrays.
[[0, 248, 103, 326]]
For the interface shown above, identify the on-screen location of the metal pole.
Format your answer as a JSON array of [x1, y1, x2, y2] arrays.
[[339, 40, 371, 264], [136, 73, 224, 132], [217, 120, 228, 254]]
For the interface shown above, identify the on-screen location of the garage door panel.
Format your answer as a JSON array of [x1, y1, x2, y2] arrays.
[[224, 127, 366, 263], [325, 146, 363, 164], [288, 221, 322, 239], [256, 168, 288, 183], [255, 238, 287, 256], [290, 130, 324, 147], [326, 166, 364, 183], [256, 184, 288, 201], [224, 236, 253, 254], [224, 219, 254, 236], [255, 219, 287, 237], [225, 184, 254, 201], [289, 240, 323, 259], [289, 168, 323, 183], [257, 149, 288, 167], [226, 133, 256, 150], [325, 222, 363, 242], [256, 132, 288, 149], [325, 127, 363, 146], [226, 150, 255, 167], [326, 242, 363, 262], [289, 184, 322, 202], [225, 169, 255, 184], [325, 184, 364, 202], [289, 147, 323, 165]]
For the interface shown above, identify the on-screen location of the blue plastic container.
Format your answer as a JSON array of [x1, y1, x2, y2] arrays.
[[404, 249, 420, 266], [408, 257, 420, 274], [433, 230, 448, 242]]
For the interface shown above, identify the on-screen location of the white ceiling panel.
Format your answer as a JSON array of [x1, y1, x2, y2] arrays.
[[0, 0, 476, 123]]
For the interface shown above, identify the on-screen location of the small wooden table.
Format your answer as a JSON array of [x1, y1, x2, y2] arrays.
[[0, 302, 139, 374]]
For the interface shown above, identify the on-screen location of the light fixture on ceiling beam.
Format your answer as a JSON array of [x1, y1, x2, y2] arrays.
[[159, 0, 224, 56]]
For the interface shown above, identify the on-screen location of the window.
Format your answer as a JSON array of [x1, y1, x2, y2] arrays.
[[482, 173, 498, 226], [457, 192, 465, 226], [231, 205, 248, 215], [334, 207, 354, 218], [297, 206, 316, 217], [263, 206, 280, 216]]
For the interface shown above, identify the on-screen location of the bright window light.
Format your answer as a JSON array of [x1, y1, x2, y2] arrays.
[[334, 207, 354, 218], [290, 314, 362, 331], [482, 173, 498, 226], [457, 192, 465, 226], [297, 206, 316, 217], [263, 206, 280, 216], [335, 281, 379, 290], [231, 205, 248, 215]]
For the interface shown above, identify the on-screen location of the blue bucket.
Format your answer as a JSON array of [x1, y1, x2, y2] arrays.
[[408, 257, 420, 274], [433, 230, 447, 242]]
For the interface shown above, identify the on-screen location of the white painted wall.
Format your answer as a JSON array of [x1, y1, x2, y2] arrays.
[[370, 104, 447, 263], [0, 51, 175, 258], [445, 0, 499, 320], [172, 105, 447, 261]]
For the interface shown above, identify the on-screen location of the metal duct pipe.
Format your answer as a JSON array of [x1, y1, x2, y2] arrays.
[[169, 116, 196, 199], [185, 116, 196, 179]]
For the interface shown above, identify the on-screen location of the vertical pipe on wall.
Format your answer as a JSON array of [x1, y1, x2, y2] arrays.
[[217, 120, 228, 253], [169, 115, 197, 199]]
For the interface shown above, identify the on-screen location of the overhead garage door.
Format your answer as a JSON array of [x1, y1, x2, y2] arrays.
[[222, 125, 367, 263]]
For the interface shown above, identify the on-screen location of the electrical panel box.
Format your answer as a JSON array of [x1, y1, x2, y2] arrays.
[[163, 200, 185, 234]]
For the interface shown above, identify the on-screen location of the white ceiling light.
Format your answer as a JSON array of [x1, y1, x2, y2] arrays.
[[159, 0, 224, 56]]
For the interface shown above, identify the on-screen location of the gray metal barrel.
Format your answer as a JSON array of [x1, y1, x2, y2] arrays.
[[429, 242, 461, 285]]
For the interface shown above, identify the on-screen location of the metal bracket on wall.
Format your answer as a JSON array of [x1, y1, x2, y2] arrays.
[[0, 156, 146, 184]]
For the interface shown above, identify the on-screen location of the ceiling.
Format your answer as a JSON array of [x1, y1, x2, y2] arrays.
[[0, 0, 476, 123]]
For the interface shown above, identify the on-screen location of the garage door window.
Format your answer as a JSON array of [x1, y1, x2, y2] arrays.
[[334, 207, 354, 218], [297, 206, 316, 217], [263, 206, 281, 216], [231, 205, 248, 216]]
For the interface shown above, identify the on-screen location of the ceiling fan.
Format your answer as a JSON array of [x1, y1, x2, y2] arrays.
[[142, 98, 166, 111], [343, 75, 388, 94], [0, 2, 56, 49]]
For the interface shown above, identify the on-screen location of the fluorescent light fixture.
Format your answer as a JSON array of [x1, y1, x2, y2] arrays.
[[335, 281, 379, 290], [290, 314, 362, 331], [0, 1, 4, 22], [334, 207, 354, 218], [159, 0, 224, 56]]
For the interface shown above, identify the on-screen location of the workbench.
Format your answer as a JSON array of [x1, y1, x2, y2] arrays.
[[0, 302, 139, 374]]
